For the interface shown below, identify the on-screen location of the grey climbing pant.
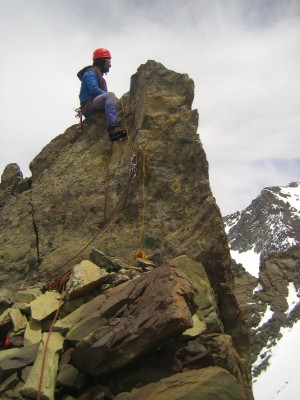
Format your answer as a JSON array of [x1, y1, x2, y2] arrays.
[[92, 92, 118, 127]]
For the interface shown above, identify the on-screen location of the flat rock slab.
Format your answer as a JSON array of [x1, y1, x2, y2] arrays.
[[24, 318, 42, 346], [55, 266, 196, 376], [20, 331, 64, 400], [8, 308, 27, 334], [30, 291, 61, 321], [114, 366, 243, 400], [66, 260, 109, 300], [0, 343, 39, 382], [14, 288, 42, 304]]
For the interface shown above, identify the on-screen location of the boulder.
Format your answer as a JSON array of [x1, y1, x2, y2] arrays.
[[201, 333, 250, 399], [172, 255, 223, 333], [0, 308, 27, 336], [23, 318, 42, 346], [0, 372, 19, 395], [133, 257, 156, 270], [20, 331, 64, 400], [0, 163, 23, 194], [14, 288, 42, 304], [90, 248, 127, 272], [55, 265, 196, 376], [0, 343, 39, 382], [56, 364, 79, 389], [8, 309, 27, 334], [113, 367, 243, 399], [30, 291, 61, 321], [0, 309, 11, 329], [0, 289, 15, 307], [65, 260, 109, 299], [11, 302, 31, 315]]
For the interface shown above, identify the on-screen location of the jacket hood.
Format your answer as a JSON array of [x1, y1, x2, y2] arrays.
[[77, 66, 93, 81]]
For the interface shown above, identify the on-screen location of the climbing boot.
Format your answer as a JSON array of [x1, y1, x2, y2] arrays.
[[108, 125, 127, 141]]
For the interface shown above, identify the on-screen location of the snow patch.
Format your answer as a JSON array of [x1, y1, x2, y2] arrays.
[[253, 320, 300, 400], [253, 282, 263, 294], [255, 304, 274, 330], [230, 247, 260, 277], [285, 282, 299, 315], [272, 182, 300, 218]]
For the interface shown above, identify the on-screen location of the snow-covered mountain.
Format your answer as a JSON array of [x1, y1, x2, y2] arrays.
[[224, 181, 300, 400], [224, 181, 300, 277]]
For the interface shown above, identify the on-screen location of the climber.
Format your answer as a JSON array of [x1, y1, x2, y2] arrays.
[[77, 48, 126, 141]]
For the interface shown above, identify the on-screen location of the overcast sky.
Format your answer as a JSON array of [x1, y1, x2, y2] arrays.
[[0, 0, 299, 215]]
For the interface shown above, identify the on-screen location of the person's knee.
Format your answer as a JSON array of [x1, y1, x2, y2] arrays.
[[106, 92, 117, 103]]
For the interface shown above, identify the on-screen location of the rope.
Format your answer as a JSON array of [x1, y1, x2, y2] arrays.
[[138, 148, 146, 249], [22, 105, 191, 286], [25, 100, 193, 398], [121, 97, 130, 144], [104, 141, 114, 221], [52, 170, 134, 275], [37, 286, 66, 400], [29, 185, 41, 267]]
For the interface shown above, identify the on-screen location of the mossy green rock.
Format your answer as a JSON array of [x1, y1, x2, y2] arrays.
[[114, 367, 243, 400]]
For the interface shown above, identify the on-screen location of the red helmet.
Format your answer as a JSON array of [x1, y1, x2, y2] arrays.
[[93, 48, 111, 60]]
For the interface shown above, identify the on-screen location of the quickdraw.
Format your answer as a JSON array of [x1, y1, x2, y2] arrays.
[[74, 107, 83, 134], [130, 154, 137, 179]]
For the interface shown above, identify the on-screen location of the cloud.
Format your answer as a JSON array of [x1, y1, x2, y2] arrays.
[[0, 0, 299, 215]]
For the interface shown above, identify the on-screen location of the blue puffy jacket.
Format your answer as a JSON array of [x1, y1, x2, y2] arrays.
[[77, 66, 108, 116]]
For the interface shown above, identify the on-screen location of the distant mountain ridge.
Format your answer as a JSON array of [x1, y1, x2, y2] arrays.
[[223, 181, 300, 399], [224, 181, 300, 276]]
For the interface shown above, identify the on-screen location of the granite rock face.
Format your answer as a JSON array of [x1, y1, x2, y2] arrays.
[[0, 60, 252, 399]]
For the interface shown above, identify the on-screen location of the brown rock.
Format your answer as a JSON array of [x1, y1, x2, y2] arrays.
[[0, 343, 39, 382], [0, 372, 19, 395], [0, 60, 252, 398], [57, 266, 196, 376], [202, 334, 251, 399], [23, 318, 42, 346], [113, 367, 243, 400], [171, 255, 223, 333], [0, 164, 23, 195], [20, 331, 64, 400], [30, 291, 61, 321], [65, 260, 109, 300], [0, 61, 232, 317]]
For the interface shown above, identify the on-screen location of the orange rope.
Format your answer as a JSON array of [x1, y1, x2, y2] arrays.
[[37, 286, 65, 400]]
